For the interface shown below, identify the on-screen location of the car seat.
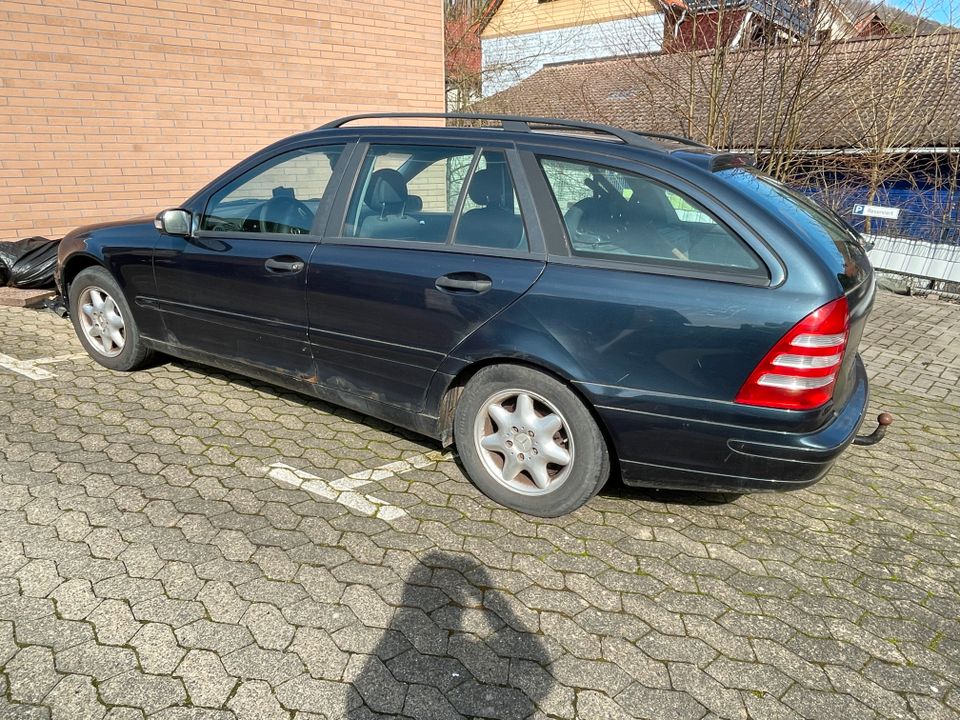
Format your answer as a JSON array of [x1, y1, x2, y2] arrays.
[[358, 169, 421, 240], [455, 169, 524, 249]]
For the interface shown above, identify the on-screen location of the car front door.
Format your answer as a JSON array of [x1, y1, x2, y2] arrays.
[[307, 140, 546, 412], [153, 142, 350, 380]]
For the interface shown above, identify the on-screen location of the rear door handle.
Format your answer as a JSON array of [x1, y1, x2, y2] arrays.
[[265, 256, 305, 274], [435, 272, 492, 294]]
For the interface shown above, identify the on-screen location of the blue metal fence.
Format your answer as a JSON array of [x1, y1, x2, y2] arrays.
[[799, 184, 960, 246]]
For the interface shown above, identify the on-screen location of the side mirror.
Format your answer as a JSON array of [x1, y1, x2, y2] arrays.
[[155, 208, 193, 236]]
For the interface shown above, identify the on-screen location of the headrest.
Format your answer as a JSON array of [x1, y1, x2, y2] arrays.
[[467, 169, 504, 207], [405, 194, 423, 213], [365, 168, 408, 212]]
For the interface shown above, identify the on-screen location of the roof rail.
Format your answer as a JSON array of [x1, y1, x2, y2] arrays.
[[320, 112, 675, 150], [631, 131, 713, 149]]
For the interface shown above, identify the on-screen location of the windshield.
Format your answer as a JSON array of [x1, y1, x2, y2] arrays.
[[718, 168, 870, 291]]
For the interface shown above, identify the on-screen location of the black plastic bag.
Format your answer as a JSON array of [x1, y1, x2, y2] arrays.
[[0, 236, 60, 289]]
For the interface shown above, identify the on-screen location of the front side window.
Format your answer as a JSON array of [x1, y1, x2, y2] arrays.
[[539, 157, 762, 273], [343, 144, 476, 243], [202, 145, 346, 235]]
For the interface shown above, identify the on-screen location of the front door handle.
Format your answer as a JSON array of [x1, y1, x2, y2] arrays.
[[265, 256, 305, 274], [435, 272, 492, 294]]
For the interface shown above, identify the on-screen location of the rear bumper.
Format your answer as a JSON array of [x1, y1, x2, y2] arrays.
[[592, 355, 870, 493]]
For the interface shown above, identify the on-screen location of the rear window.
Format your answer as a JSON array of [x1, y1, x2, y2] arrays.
[[718, 168, 869, 290]]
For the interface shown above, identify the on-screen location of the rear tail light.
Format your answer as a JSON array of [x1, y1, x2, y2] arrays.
[[735, 297, 849, 410]]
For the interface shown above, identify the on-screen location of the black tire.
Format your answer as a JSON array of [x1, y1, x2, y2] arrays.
[[68, 266, 154, 371], [454, 364, 610, 517]]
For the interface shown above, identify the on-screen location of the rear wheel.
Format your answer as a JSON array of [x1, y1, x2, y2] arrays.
[[454, 365, 609, 516], [68, 266, 153, 371]]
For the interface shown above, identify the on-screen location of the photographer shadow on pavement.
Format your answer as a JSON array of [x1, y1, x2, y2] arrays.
[[345, 550, 552, 719]]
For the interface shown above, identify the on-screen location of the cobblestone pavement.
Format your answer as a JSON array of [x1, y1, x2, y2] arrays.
[[0, 290, 958, 720]]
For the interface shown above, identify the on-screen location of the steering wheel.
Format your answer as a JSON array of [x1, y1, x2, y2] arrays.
[[252, 196, 314, 234]]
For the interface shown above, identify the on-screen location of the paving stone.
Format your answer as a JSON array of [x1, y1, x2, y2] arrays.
[[241, 602, 295, 650], [276, 675, 362, 715], [222, 644, 305, 685], [343, 653, 407, 715], [574, 689, 636, 720], [150, 710, 233, 720], [98, 670, 187, 714], [6, 646, 61, 704], [14, 615, 95, 651], [401, 684, 463, 720], [615, 683, 709, 720], [290, 626, 350, 680], [0, 620, 18, 666], [174, 650, 237, 708], [86, 599, 142, 645], [1, 294, 959, 718], [54, 641, 138, 681], [48, 578, 100, 619], [131, 596, 205, 628], [510, 659, 576, 719], [46, 674, 105, 720], [130, 623, 186, 674], [548, 656, 633, 696], [15, 559, 62, 598], [446, 677, 536, 719], [175, 619, 254, 655], [118, 544, 166, 578], [227, 679, 289, 720], [103, 709, 145, 720]]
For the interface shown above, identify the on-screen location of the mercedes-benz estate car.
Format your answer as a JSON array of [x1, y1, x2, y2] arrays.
[[56, 113, 881, 517]]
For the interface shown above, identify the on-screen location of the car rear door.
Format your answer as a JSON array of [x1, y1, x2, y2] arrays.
[[152, 142, 351, 380], [306, 138, 546, 412]]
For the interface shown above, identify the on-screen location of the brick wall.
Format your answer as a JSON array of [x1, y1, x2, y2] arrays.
[[0, 0, 444, 240]]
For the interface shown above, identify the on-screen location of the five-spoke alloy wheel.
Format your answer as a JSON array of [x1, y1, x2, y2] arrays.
[[456, 364, 609, 516]]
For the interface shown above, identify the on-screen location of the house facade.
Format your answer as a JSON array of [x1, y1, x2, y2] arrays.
[[477, 0, 905, 96], [480, 0, 664, 96], [0, 0, 444, 240]]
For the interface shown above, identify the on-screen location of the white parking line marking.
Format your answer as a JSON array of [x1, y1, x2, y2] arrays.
[[266, 450, 451, 523], [0, 352, 87, 380]]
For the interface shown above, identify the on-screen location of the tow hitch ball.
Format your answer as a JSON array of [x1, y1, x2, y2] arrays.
[[854, 413, 893, 446]]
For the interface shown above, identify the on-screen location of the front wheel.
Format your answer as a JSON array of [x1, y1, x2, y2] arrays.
[[68, 266, 154, 371], [454, 365, 610, 517]]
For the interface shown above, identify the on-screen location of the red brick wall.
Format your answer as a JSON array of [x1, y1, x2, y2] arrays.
[[0, 0, 444, 240]]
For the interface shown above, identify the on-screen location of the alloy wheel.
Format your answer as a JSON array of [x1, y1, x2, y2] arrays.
[[78, 286, 125, 358], [473, 388, 574, 495]]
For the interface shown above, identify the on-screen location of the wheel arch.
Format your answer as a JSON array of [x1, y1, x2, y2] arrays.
[[61, 253, 107, 294], [435, 357, 620, 477]]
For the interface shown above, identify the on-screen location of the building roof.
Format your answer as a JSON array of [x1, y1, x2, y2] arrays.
[[480, 31, 960, 150]]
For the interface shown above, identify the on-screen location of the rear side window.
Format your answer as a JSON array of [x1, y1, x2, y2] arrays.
[[202, 145, 345, 235], [538, 157, 762, 273], [343, 144, 475, 243]]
